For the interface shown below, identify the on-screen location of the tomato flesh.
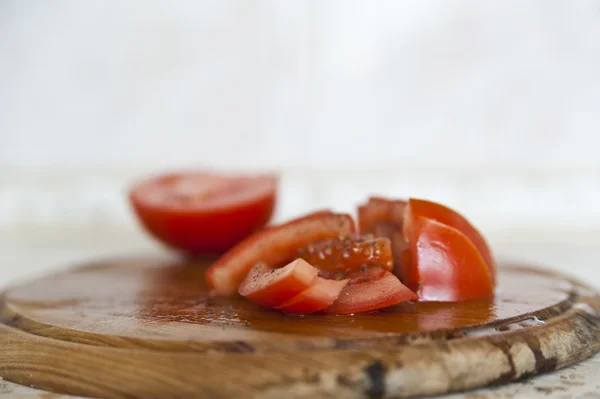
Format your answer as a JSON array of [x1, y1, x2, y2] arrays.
[[411, 217, 494, 302], [130, 172, 277, 255], [358, 197, 410, 282], [238, 259, 318, 307], [297, 234, 393, 279], [324, 270, 417, 315], [358, 197, 406, 234], [403, 198, 496, 282], [275, 277, 349, 314], [207, 211, 356, 295]]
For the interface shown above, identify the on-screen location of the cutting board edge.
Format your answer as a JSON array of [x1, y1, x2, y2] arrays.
[[0, 302, 599, 399]]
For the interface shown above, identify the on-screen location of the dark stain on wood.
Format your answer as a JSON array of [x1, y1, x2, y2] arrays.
[[231, 341, 256, 353], [524, 333, 559, 374], [364, 361, 386, 399], [490, 340, 517, 384]]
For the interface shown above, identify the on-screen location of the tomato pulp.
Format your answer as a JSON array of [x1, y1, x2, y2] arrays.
[[297, 234, 394, 279], [358, 197, 410, 282]]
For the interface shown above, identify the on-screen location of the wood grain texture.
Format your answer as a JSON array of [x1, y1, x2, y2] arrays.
[[0, 256, 599, 399]]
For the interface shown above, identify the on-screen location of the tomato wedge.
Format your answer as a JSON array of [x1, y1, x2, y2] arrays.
[[207, 211, 356, 295], [411, 217, 494, 302], [403, 198, 496, 282], [297, 234, 393, 278], [275, 277, 349, 314], [129, 171, 277, 255], [324, 270, 417, 315], [238, 259, 318, 307]]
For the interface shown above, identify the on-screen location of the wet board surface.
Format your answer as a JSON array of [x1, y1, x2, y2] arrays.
[[0, 256, 599, 399]]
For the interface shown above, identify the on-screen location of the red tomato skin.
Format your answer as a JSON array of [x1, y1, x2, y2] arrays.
[[275, 277, 349, 314], [323, 271, 417, 315], [403, 198, 496, 283], [207, 211, 356, 295], [238, 259, 319, 308], [129, 173, 277, 255], [412, 217, 494, 302]]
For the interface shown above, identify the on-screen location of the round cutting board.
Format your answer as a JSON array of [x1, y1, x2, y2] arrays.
[[0, 256, 599, 399]]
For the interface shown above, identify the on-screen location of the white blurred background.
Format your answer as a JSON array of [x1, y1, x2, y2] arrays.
[[1, 1, 599, 284]]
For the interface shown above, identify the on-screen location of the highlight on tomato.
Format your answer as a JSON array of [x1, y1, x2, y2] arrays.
[[129, 171, 277, 255]]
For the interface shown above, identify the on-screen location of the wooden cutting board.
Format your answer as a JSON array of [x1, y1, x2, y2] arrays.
[[0, 256, 599, 399]]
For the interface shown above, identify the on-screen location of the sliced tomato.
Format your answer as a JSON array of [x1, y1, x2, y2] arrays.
[[358, 197, 406, 233], [129, 171, 277, 255], [275, 277, 349, 314], [323, 270, 417, 315], [238, 259, 318, 307], [358, 197, 410, 283], [297, 234, 393, 278], [403, 198, 496, 282], [358, 197, 392, 233], [410, 217, 494, 302], [207, 211, 356, 295]]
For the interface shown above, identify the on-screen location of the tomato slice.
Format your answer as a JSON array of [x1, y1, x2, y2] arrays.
[[403, 198, 496, 282], [207, 211, 356, 295], [297, 234, 393, 278], [238, 259, 318, 307], [323, 270, 417, 315], [129, 171, 277, 255], [411, 217, 494, 302], [275, 277, 349, 314]]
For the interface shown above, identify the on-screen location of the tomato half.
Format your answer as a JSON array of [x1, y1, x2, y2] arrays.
[[275, 277, 349, 314], [403, 198, 496, 282], [129, 171, 277, 255], [297, 234, 393, 278], [410, 217, 494, 302], [238, 259, 319, 307], [207, 211, 356, 295], [323, 270, 417, 315]]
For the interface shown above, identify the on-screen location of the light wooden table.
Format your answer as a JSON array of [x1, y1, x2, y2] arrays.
[[2, 232, 599, 398]]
